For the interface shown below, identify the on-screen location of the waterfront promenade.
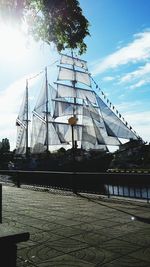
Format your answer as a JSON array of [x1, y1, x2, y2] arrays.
[[2, 184, 150, 267]]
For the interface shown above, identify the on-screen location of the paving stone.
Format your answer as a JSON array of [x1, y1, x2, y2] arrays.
[[29, 230, 61, 244], [72, 232, 112, 246], [18, 243, 64, 265], [37, 254, 95, 267], [1, 185, 150, 267], [117, 229, 150, 246], [69, 246, 119, 265], [98, 239, 142, 256], [101, 255, 150, 267], [17, 257, 37, 267], [47, 237, 89, 253], [130, 247, 150, 263], [50, 225, 85, 238]]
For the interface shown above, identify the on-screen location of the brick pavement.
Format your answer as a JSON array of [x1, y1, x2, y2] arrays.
[[2, 185, 150, 267]]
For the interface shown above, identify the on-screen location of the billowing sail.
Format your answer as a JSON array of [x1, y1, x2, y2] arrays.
[[16, 121, 26, 154], [58, 66, 91, 87], [56, 83, 96, 103], [30, 113, 46, 154], [16, 87, 28, 154], [96, 94, 138, 140], [60, 54, 88, 70], [82, 99, 121, 150]]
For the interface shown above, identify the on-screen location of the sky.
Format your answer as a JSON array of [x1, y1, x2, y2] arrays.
[[0, 0, 150, 150]]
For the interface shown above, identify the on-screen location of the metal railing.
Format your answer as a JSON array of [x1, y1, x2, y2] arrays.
[[0, 170, 150, 203], [105, 184, 150, 202]]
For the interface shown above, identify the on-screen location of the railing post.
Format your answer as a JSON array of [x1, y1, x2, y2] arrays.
[[122, 185, 125, 197], [112, 185, 115, 195], [15, 172, 20, 188], [107, 184, 110, 198], [117, 184, 120, 196], [72, 172, 77, 194], [0, 184, 2, 223], [146, 186, 149, 203]]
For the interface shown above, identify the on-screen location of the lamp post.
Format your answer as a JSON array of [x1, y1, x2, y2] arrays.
[[68, 116, 78, 194], [68, 116, 78, 149]]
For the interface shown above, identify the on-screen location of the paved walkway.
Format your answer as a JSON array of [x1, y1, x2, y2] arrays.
[[2, 185, 150, 267]]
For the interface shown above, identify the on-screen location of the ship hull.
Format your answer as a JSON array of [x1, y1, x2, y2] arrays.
[[14, 150, 113, 172]]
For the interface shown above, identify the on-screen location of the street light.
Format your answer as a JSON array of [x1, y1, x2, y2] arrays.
[[68, 116, 78, 194], [68, 116, 78, 150]]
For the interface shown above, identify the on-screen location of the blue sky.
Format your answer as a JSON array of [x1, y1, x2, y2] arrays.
[[81, 0, 150, 144], [0, 0, 150, 149]]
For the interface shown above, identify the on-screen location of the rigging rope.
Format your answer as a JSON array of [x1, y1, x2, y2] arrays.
[[27, 60, 59, 81]]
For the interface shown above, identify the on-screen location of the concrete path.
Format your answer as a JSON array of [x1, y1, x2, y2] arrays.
[[2, 185, 150, 266]]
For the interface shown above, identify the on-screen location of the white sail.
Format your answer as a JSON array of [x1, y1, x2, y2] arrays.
[[53, 100, 83, 118], [60, 54, 88, 70], [96, 94, 138, 140], [58, 66, 91, 87], [56, 83, 96, 103], [86, 97, 121, 146], [82, 100, 102, 147], [16, 123, 26, 154], [16, 89, 28, 154], [82, 100, 120, 148], [53, 120, 82, 143], [30, 114, 46, 153], [49, 85, 57, 117], [31, 113, 63, 153], [94, 120, 121, 146]]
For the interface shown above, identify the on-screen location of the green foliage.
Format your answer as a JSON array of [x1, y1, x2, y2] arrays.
[[0, 0, 90, 54]]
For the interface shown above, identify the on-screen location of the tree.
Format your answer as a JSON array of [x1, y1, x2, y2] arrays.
[[0, 138, 10, 154], [0, 0, 90, 54]]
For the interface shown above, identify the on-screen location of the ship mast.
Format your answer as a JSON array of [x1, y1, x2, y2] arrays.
[[71, 50, 77, 149], [25, 79, 29, 158], [45, 67, 49, 153]]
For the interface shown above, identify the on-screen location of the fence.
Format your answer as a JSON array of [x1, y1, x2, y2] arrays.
[[0, 170, 150, 202]]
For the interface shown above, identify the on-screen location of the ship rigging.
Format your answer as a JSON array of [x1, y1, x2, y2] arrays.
[[16, 53, 140, 157]]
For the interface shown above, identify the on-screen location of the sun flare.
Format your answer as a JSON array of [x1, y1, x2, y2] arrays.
[[0, 23, 28, 62]]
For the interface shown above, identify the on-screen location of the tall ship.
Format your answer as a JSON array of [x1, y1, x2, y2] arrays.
[[15, 53, 140, 171]]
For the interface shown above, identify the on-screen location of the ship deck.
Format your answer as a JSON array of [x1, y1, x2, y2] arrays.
[[2, 184, 150, 267]]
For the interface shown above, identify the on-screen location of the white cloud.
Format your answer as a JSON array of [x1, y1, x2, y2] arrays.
[[92, 30, 150, 75], [103, 76, 115, 81], [120, 62, 150, 83], [124, 111, 150, 142], [129, 79, 150, 89], [113, 101, 150, 142], [115, 101, 142, 113]]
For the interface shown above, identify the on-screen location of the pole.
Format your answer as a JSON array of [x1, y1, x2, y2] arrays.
[[71, 125, 75, 150], [26, 79, 29, 158], [71, 50, 76, 149], [45, 67, 49, 153]]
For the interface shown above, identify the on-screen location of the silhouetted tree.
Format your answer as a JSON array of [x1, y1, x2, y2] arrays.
[[0, 138, 10, 154]]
